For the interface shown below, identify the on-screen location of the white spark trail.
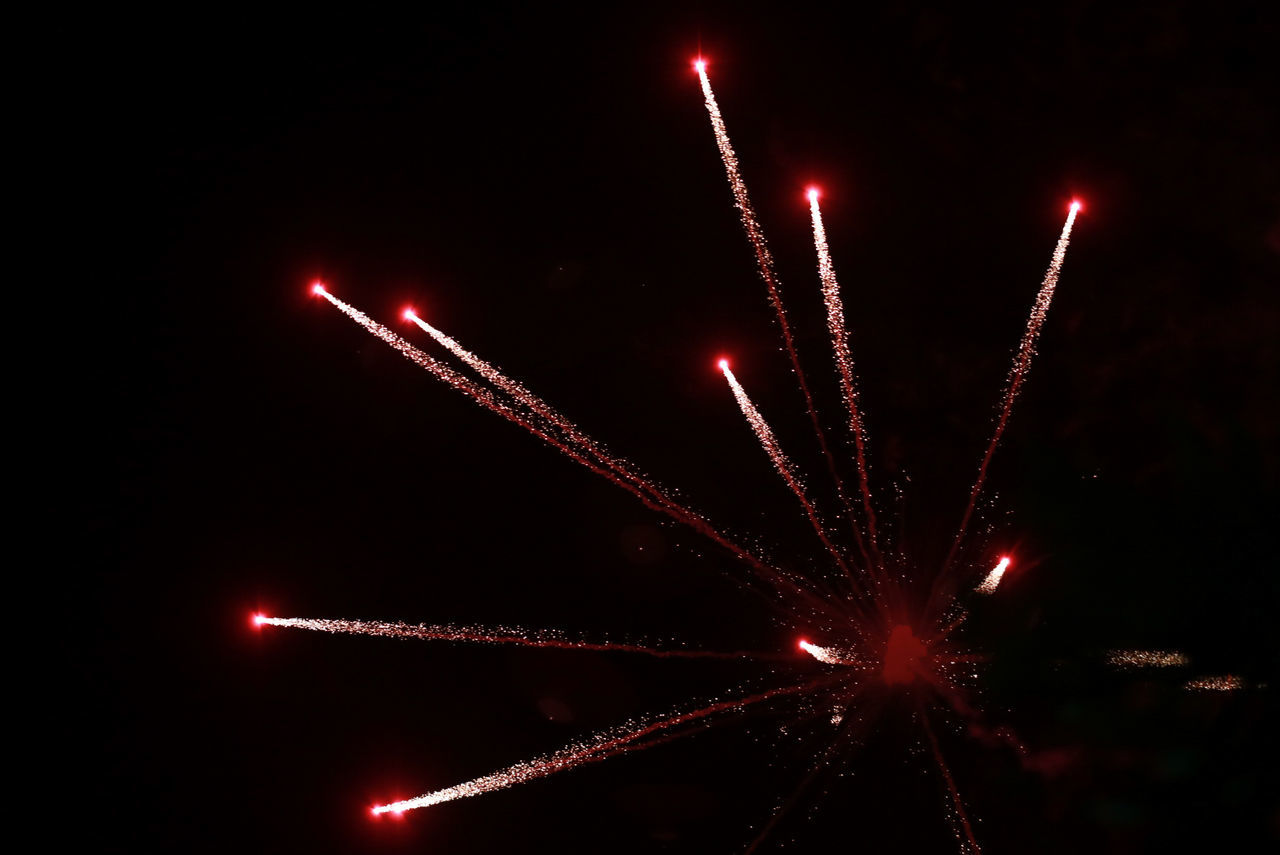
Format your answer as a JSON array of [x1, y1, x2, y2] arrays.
[[253, 614, 781, 660], [371, 680, 822, 815], [720, 361, 853, 581], [1105, 649, 1190, 669], [808, 189, 880, 560], [941, 203, 1081, 583], [975, 557, 1011, 595]]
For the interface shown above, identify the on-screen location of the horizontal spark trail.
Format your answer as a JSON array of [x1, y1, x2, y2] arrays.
[[314, 286, 839, 620], [939, 203, 1081, 594], [1105, 649, 1189, 669], [253, 615, 784, 660], [1184, 675, 1244, 692], [720, 361, 853, 582], [808, 189, 879, 564], [975, 557, 1011, 595], [372, 680, 824, 815]]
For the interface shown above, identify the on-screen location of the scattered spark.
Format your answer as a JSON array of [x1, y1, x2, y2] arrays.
[[1105, 649, 1190, 669], [799, 639, 863, 666], [1184, 675, 1244, 692], [975, 557, 1011, 595]]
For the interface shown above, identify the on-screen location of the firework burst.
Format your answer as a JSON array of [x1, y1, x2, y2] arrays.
[[252, 55, 1243, 852]]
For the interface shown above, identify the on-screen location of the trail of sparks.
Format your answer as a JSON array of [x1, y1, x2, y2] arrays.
[[314, 285, 838, 619], [807, 188, 880, 565], [974, 556, 1011, 595], [1105, 649, 1190, 669], [798, 639, 866, 667], [252, 614, 786, 661], [720, 360, 853, 583], [695, 61, 851, 528], [371, 679, 827, 815], [920, 705, 983, 855], [941, 202, 1081, 584], [1184, 675, 1244, 692]]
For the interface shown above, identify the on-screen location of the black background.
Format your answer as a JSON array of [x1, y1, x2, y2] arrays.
[[106, 3, 1277, 852]]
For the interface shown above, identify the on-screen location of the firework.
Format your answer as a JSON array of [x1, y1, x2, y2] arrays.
[[273, 59, 1116, 854], [1105, 649, 1190, 669]]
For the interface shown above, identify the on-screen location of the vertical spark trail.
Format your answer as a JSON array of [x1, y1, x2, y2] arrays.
[[974, 557, 1011, 595], [808, 188, 880, 564], [371, 680, 827, 815], [315, 286, 840, 619], [251, 614, 784, 660], [720, 360, 853, 581], [942, 203, 1081, 582], [920, 706, 983, 855], [695, 61, 849, 515]]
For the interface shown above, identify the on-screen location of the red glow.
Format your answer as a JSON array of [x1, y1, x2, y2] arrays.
[[806, 186, 821, 203], [1069, 198, 1084, 213], [403, 307, 418, 322], [797, 638, 808, 650], [882, 625, 927, 685], [251, 613, 267, 627], [310, 281, 327, 296], [716, 358, 730, 372], [693, 58, 706, 74]]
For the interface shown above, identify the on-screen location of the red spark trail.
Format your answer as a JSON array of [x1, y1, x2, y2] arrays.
[[314, 285, 840, 620], [371, 679, 830, 815], [252, 614, 789, 661], [720, 360, 856, 585], [695, 60, 852, 528], [807, 187, 881, 568], [938, 202, 1081, 591], [920, 704, 983, 854]]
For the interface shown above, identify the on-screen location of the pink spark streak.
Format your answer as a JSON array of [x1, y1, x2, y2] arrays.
[[371, 680, 824, 815], [940, 203, 1081, 586], [253, 614, 782, 660], [808, 188, 880, 563], [720, 361, 853, 581]]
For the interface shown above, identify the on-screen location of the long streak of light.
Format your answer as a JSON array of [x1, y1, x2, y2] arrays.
[[314, 285, 839, 620], [920, 705, 983, 854], [371, 680, 826, 815], [695, 61, 849, 521], [942, 202, 1081, 582], [252, 614, 784, 661], [974, 556, 1011, 595], [720, 360, 853, 580], [807, 188, 880, 563], [1105, 649, 1190, 669]]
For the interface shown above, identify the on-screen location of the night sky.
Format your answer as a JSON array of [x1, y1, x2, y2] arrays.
[[106, 5, 1277, 852]]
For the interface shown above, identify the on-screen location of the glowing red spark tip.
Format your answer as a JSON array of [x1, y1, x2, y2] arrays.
[[693, 58, 706, 74], [717, 358, 730, 372], [402, 307, 418, 322], [251, 613, 267, 627], [805, 186, 820, 203], [1070, 199, 1083, 213], [310, 281, 327, 296]]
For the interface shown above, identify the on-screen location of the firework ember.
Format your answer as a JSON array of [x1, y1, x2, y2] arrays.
[[1105, 649, 1190, 669], [975, 556, 1012, 595]]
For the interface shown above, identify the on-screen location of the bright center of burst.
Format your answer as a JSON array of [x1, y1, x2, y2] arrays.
[[881, 624, 927, 685]]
